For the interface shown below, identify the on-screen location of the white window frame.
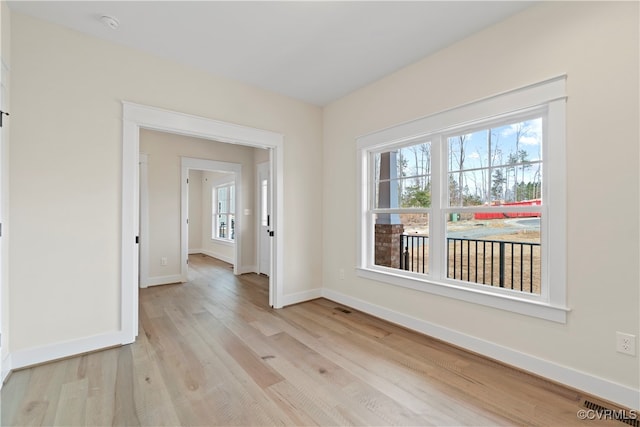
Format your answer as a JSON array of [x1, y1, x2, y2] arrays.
[[212, 182, 235, 242], [356, 76, 568, 323]]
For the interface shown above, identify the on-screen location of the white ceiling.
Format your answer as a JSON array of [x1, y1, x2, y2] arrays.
[[8, 1, 535, 106]]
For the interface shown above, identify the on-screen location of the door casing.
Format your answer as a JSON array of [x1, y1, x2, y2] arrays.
[[122, 102, 284, 344]]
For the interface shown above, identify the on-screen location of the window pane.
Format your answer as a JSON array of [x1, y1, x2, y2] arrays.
[[448, 171, 485, 207], [374, 141, 431, 209], [401, 179, 431, 208], [489, 166, 509, 204], [447, 118, 543, 206], [218, 187, 228, 213], [229, 185, 235, 214], [217, 214, 228, 239], [374, 213, 429, 274], [492, 120, 543, 170], [446, 211, 541, 294]]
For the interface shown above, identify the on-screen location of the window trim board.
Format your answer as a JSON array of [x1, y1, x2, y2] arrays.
[[357, 75, 567, 150], [356, 267, 569, 323]]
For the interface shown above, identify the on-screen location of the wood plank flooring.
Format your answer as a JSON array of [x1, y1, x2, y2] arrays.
[[1, 254, 622, 426]]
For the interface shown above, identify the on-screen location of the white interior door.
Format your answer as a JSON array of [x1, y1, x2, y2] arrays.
[[258, 162, 271, 276]]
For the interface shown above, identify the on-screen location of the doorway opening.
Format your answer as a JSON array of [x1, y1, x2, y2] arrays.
[[139, 154, 246, 287], [122, 102, 284, 344], [187, 168, 238, 268], [180, 157, 243, 279]]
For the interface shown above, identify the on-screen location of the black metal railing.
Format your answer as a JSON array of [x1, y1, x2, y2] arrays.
[[400, 235, 541, 293], [399, 234, 429, 274]]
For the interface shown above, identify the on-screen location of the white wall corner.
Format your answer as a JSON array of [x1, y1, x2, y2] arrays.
[[321, 288, 640, 411]]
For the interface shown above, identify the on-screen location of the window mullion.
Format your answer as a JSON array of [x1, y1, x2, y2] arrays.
[[430, 135, 444, 281]]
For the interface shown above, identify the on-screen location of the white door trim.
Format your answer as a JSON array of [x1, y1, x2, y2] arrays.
[[139, 153, 149, 288], [122, 102, 284, 344]]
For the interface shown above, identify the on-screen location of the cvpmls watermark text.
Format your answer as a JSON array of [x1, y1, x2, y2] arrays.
[[577, 408, 637, 422]]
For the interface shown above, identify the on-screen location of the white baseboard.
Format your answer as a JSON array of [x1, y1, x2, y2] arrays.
[[282, 288, 322, 307], [188, 248, 203, 255], [192, 251, 255, 275], [200, 250, 233, 265], [321, 288, 640, 410], [144, 274, 185, 287], [10, 331, 126, 371], [238, 264, 258, 275], [199, 251, 258, 275]]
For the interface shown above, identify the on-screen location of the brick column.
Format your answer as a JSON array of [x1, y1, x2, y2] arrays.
[[374, 224, 404, 269]]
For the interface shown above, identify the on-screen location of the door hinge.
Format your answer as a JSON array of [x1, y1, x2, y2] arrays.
[[0, 223, 2, 237], [135, 236, 139, 244], [269, 231, 274, 237], [186, 258, 189, 265], [186, 218, 189, 224], [186, 178, 189, 184]]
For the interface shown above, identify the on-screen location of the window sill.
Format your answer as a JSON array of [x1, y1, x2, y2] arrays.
[[356, 267, 569, 323], [211, 238, 235, 247]]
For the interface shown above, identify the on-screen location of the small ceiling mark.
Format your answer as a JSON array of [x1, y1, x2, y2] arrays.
[[100, 15, 120, 30]]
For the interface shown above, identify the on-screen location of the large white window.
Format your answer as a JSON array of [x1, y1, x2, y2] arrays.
[[357, 77, 568, 322], [213, 183, 235, 241]]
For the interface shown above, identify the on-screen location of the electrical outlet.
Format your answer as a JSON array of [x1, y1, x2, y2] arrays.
[[616, 332, 636, 356], [161, 257, 168, 266]]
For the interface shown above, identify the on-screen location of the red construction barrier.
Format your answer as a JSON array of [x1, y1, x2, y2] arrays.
[[474, 199, 541, 220]]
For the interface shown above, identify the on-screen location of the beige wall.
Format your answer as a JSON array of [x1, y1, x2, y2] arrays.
[[9, 12, 323, 352], [323, 1, 639, 393], [1, 0, 9, 57], [188, 170, 202, 253], [253, 146, 270, 164]]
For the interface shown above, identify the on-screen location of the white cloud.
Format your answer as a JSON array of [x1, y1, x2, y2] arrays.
[[500, 125, 516, 137], [500, 119, 543, 139], [520, 135, 540, 145]]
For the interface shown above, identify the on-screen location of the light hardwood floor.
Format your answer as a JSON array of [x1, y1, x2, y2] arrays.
[[1, 254, 625, 426]]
